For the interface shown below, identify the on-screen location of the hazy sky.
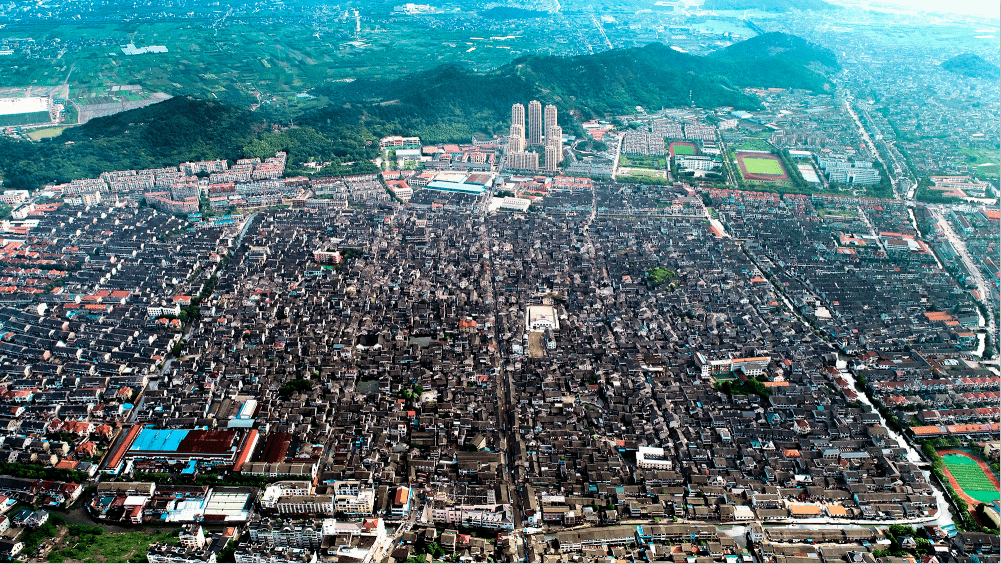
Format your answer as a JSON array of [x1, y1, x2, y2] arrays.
[[880, 0, 1000, 17]]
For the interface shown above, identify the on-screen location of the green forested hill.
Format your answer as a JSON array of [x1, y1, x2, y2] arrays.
[[0, 97, 379, 191], [0, 98, 263, 190], [0, 33, 839, 189], [309, 33, 838, 143], [941, 53, 1001, 79], [708, 32, 839, 92]]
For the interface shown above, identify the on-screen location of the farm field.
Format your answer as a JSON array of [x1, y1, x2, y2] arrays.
[[959, 146, 1001, 179], [527, 332, 545, 358], [46, 525, 180, 563], [619, 167, 666, 178], [619, 154, 666, 168], [27, 125, 73, 140], [729, 136, 774, 152], [939, 450, 1000, 507], [0, 111, 51, 127]]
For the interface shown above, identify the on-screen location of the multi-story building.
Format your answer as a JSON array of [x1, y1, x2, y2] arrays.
[[180, 160, 227, 176], [545, 124, 563, 172], [636, 446, 672, 470], [274, 495, 335, 516], [544, 104, 557, 136], [848, 167, 880, 185], [64, 192, 102, 206], [528, 100, 543, 146], [507, 151, 539, 171], [677, 155, 716, 171], [248, 518, 324, 549], [694, 353, 770, 378], [431, 504, 515, 530], [509, 124, 526, 153], [0, 191, 29, 205], [511, 104, 525, 133], [379, 136, 421, 149], [313, 248, 342, 265], [178, 524, 206, 550], [260, 481, 314, 509], [143, 191, 199, 214], [391, 486, 411, 518], [331, 480, 376, 516], [147, 303, 182, 318], [545, 144, 561, 173]]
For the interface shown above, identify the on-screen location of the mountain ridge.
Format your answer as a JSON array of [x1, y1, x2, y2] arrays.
[[308, 32, 839, 142], [0, 33, 839, 189]]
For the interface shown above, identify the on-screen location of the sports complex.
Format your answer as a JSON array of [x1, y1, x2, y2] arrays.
[[668, 141, 698, 157], [734, 151, 790, 182], [937, 449, 1000, 509]]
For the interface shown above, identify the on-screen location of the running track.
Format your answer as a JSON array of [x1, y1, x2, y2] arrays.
[[938, 448, 1000, 510]]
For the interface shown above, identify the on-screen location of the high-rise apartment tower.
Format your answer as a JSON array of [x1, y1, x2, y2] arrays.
[[511, 103, 525, 132], [528, 100, 543, 146]]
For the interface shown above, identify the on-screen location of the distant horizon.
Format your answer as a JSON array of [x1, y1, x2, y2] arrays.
[[871, 0, 1000, 18]]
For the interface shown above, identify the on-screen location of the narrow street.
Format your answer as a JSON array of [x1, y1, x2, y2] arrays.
[[928, 204, 996, 347]]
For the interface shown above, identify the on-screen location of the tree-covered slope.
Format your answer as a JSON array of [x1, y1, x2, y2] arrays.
[[708, 32, 840, 92], [941, 53, 1001, 79], [309, 32, 838, 143], [0, 98, 262, 191], [0, 33, 841, 189], [0, 97, 378, 191]]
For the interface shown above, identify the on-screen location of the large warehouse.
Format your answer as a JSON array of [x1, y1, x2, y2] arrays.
[[0, 96, 52, 127], [101, 425, 259, 475]]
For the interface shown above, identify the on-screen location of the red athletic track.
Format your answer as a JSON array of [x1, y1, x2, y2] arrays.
[[938, 448, 1000, 511], [668, 142, 698, 158], [735, 152, 789, 182]]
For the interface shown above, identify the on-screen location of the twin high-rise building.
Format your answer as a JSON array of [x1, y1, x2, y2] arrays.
[[512, 104, 525, 130], [543, 104, 562, 172], [528, 100, 543, 146], [544, 105, 557, 134], [545, 124, 563, 172], [509, 100, 562, 172]]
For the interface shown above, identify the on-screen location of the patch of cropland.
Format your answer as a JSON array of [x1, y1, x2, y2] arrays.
[[309, 33, 839, 143], [0, 111, 51, 127]]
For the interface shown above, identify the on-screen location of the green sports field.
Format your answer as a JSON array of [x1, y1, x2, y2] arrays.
[[943, 453, 1001, 504], [669, 142, 696, 156], [742, 157, 785, 175]]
